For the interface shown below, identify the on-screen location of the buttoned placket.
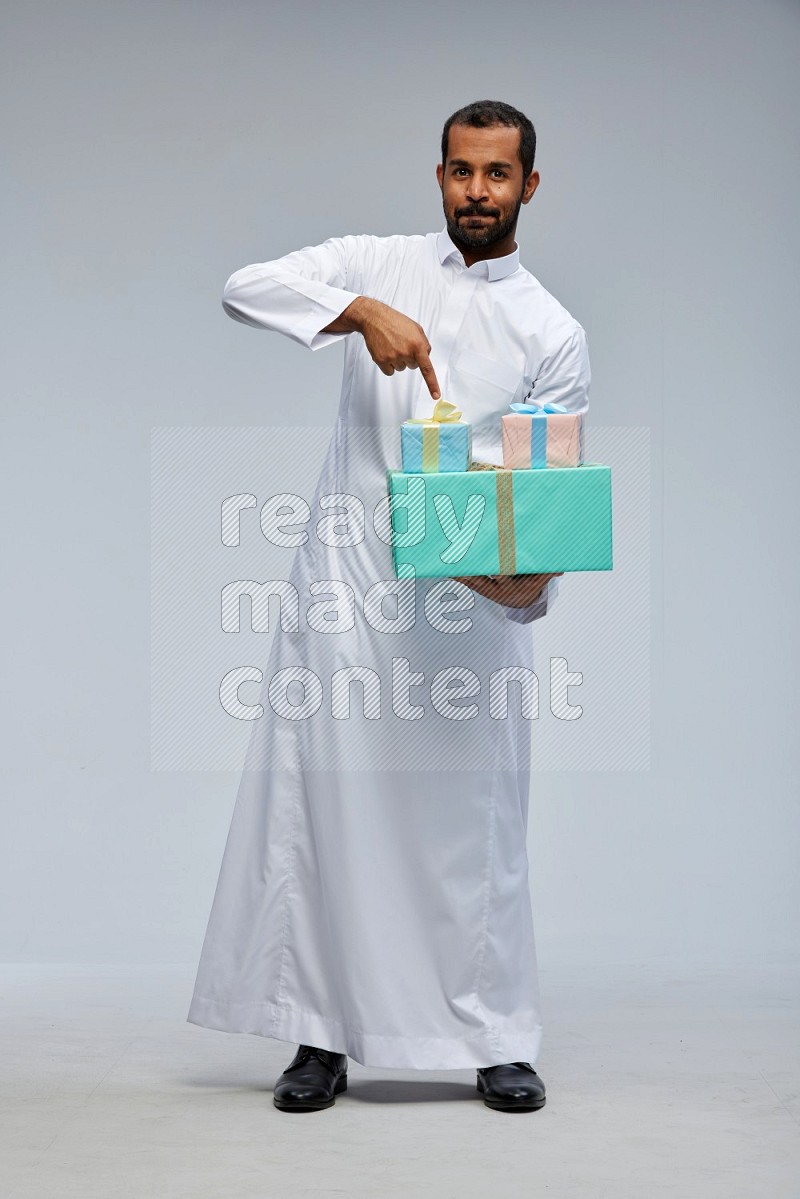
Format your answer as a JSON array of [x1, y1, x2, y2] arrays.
[[412, 260, 488, 420]]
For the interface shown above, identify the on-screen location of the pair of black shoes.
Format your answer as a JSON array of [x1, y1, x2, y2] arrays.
[[273, 1044, 546, 1111]]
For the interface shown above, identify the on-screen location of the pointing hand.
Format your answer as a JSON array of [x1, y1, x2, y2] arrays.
[[323, 296, 441, 400]]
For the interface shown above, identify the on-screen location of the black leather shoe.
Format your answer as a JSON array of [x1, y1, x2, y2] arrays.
[[477, 1061, 546, 1111], [273, 1044, 348, 1111]]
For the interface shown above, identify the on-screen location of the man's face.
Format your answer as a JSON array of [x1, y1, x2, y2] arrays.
[[436, 123, 539, 252]]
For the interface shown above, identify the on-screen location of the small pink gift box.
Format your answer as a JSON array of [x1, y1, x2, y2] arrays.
[[501, 401, 584, 469]]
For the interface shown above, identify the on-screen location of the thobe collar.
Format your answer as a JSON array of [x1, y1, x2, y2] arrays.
[[436, 226, 520, 281]]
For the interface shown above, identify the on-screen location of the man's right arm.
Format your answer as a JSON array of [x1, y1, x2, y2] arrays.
[[222, 236, 440, 398], [221, 236, 363, 352]]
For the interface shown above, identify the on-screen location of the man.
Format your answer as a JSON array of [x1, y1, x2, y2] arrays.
[[187, 99, 590, 1113]]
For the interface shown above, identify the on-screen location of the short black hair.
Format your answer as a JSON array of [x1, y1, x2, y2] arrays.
[[441, 99, 536, 181]]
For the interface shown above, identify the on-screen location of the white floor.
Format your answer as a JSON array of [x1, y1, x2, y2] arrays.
[[2, 962, 798, 1198]]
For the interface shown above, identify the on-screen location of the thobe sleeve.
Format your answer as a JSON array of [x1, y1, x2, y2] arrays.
[[221, 236, 366, 351], [526, 322, 591, 415], [499, 323, 591, 626]]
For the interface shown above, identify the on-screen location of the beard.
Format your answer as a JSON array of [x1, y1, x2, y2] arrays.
[[444, 192, 523, 250]]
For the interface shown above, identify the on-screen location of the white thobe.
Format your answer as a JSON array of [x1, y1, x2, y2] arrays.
[[187, 227, 591, 1069]]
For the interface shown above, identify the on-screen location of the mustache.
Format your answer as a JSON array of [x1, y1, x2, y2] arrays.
[[456, 206, 500, 218]]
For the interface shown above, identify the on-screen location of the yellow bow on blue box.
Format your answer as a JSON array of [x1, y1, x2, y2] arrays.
[[400, 398, 472, 473]]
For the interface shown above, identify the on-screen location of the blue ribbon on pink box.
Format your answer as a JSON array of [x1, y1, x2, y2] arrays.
[[509, 401, 570, 415], [508, 401, 570, 469]]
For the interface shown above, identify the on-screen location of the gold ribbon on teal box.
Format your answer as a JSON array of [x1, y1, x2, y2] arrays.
[[406, 397, 463, 472], [468, 460, 516, 575]]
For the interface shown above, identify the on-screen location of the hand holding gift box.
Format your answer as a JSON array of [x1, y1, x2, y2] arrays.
[[501, 401, 584, 469], [453, 451, 569, 606], [452, 570, 564, 609], [401, 397, 472, 473]]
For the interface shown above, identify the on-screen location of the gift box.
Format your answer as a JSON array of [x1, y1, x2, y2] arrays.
[[401, 397, 472, 473], [501, 401, 584, 469], [386, 460, 612, 578]]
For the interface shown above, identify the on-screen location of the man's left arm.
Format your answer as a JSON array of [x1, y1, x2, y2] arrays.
[[472, 322, 592, 625]]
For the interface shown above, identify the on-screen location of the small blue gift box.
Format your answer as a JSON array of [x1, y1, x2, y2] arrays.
[[400, 398, 472, 473]]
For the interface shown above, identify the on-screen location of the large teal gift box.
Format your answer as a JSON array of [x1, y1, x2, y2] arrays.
[[400, 397, 472, 473], [386, 461, 613, 578]]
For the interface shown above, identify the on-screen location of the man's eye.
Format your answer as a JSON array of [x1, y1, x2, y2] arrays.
[[450, 167, 506, 178]]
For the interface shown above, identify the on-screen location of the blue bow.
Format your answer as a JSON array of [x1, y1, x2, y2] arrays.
[[509, 401, 569, 415]]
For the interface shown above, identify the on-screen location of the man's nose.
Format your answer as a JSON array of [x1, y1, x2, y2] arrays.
[[466, 174, 489, 200]]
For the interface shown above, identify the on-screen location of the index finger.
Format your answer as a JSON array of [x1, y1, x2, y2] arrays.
[[415, 347, 441, 400]]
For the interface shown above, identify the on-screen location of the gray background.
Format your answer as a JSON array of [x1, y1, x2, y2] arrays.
[[2, 0, 797, 974]]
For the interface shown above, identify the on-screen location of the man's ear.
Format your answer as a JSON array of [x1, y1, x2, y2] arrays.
[[436, 162, 444, 189], [522, 170, 540, 204]]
